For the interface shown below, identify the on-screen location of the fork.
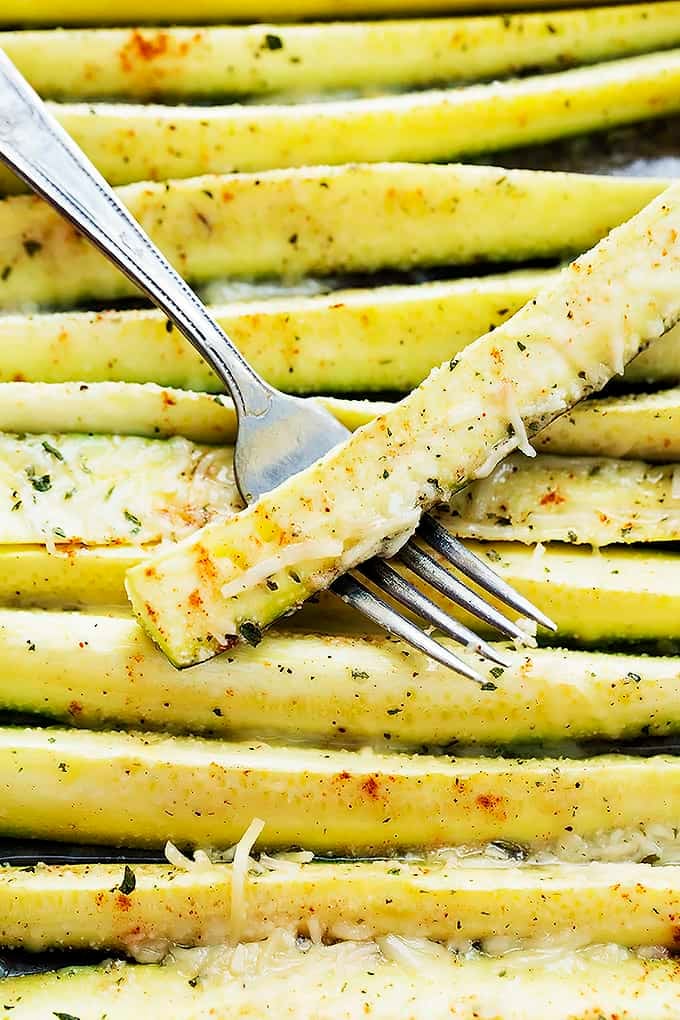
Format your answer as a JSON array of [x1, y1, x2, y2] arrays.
[[0, 51, 555, 682]]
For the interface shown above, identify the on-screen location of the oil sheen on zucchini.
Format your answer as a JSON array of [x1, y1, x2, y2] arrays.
[[126, 182, 680, 666], [6, 4, 680, 100], [0, 726, 678, 849], [0, 164, 666, 309], [1, 50, 676, 192], [0, 609, 678, 746], [2, 939, 678, 1020], [0, 859, 676, 951]]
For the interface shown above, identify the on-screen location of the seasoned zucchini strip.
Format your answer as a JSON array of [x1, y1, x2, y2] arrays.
[[0, 859, 678, 951], [6, 5, 680, 101], [0, 271, 554, 391], [0, 726, 678, 848], [447, 454, 680, 545], [1, 608, 679, 746], [3, 271, 680, 394], [0, 543, 678, 647], [0, 433, 239, 547], [0, 382, 389, 444], [127, 183, 680, 666], [0, 50, 675, 193], [0, 165, 665, 310], [3, 940, 680, 1020]]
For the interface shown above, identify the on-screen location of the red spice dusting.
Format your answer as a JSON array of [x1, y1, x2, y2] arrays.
[[361, 776, 380, 799], [115, 893, 132, 911], [68, 700, 83, 716], [539, 489, 566, 506]]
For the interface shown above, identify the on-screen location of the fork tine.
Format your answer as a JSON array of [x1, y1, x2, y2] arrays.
[[331, 574, 487, 684], [359, 559, 511, 669], [418, 514, 557, 632], [399, 540, 533, 644]]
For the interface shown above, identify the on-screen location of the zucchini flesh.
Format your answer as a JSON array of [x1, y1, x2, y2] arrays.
[[2, 271, 679, 394], [127, 183, 680, 666], [2, 941, 679, 1020], [0, 543, 677, 647], [1, 50, 675, 191], [0, 725, 678, 849], [6, 5, 680, 100], [447, 454, 680, 545], [0, 164, 666, 310], [0, 382, 387, 445], [0, 609, 679, 746], [0, 859, 676, 950], [0, 433, 238, 546]]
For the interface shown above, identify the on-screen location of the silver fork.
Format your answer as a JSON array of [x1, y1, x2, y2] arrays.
[[0, 51, 555, 682]]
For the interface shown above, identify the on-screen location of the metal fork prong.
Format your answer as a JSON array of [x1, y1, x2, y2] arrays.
[[359, 559, 511, 669], [418, 514, 557, 632], [331, 574, 487, 684], [399, 541, 533, 644]]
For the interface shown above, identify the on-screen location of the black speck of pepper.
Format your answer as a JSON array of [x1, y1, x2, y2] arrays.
[[165, 319, 174, 333], [118, 864, 136, 895], [239, 621, 263, 647], [22, 240, 42, 257], [264, 33, 284, 49], [1, 266, 11, 281]]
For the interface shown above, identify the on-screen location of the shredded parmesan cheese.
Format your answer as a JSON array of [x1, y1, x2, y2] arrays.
[[672, 466, 680, 500], [220, 541, 343, 599], [505, 386, 536, 459], [230, 817, 265, 945]]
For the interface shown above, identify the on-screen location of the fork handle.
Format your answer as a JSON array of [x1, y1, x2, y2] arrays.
[[0, 49, 272, 418]]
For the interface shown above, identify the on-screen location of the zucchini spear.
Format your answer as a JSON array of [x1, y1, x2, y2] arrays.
[[0, 50, 676, 192], [5, 4, 680, 100], [2, 939, 679, 1020], [0, 164, 665, 310], [0, 608, 678, 746], [0, 725, 678, 849], [0, 858, 677, 950], [127, 182, 680, 666]]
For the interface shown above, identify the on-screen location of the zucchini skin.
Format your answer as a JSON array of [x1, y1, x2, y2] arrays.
[[0, 50, 675, 191], [0, 859, 677, 950], [2, 941, 679, 1020], [0, 609, 679, 746], [126, 183, 680, 666], [6, 5, 680, 100], [447, 454, 680, 545], [0, 726, 678, 849], [0, 165, 665, 310]]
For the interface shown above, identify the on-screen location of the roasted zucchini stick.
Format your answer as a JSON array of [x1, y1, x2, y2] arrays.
[[3, 940, 679, 1020], [6, 5, 680, 100], [0, 543, 677, 647], [0, 859, 677, 950], [0, 608, 679, 746], [127, 183, 680, 665], [0, 165, 665, 310], [0, 50, 674, 191], [0, 726, 678, 848], [447, 454, 680, 544]]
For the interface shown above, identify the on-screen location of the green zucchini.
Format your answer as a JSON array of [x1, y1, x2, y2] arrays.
[[0, 50, 674, 191], [0, 382, 388, 444], [126, 182, 680, 666], [0, 271, 553, 391], [0, 542, 676, 647], [2, 941, 679, 1020], [0, 608, 678, 745], [0, 165, 666, 310], [447, 454, 680, 545], [0, 858, 677, 950], [6, 5, 680, 100], [0, 432, 239, 547], [0, 726, 678, 849]]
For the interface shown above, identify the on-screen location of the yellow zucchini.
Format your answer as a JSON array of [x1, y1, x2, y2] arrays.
[[6, 5, 680, 100], [0, 50, 674, 191], [447, 454, 680, 545], [0, 858, 677, 950], [127, 183, 680, 665], [1, 608, 679, 745], [0, 726, 678, 849], [3, 940, 680, 1020], [0, 165, 666, 310]]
